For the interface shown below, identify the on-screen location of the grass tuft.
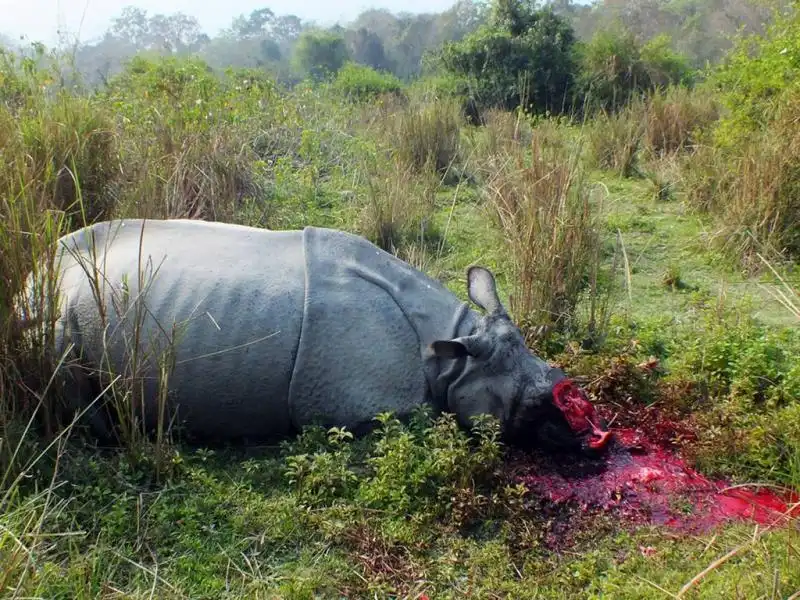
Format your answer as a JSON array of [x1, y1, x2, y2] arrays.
[[479, 122, 608, 345]]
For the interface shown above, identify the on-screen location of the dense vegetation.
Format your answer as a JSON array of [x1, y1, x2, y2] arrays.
[[1, 0, 799, 597]]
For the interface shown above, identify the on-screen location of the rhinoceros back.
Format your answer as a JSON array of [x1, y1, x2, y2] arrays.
[[52, 218, 305, 439], [288, 226, 470, 431]]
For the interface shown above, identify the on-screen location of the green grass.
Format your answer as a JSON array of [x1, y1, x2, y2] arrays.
[[4, 418, 798, 599], [595, 173, 800, 329], [1, 52, 799, 598]]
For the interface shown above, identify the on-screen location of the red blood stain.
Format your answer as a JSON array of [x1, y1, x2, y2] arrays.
[[509, 406, 800, 536]]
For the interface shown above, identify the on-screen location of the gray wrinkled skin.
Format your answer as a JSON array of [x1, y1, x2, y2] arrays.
[[23, 218, 582, 450]]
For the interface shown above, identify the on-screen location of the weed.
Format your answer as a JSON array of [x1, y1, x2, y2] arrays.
[[355, 157, 440, 256]]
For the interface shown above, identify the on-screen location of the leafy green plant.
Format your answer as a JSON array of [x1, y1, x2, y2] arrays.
[[439, 2, 577, 115], [332, 62, 403, 102], [357, 411, 503, 518], [284, 426, 358, 505]]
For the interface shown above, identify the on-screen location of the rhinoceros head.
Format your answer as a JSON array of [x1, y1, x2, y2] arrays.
[[430, 266, 611, 455]]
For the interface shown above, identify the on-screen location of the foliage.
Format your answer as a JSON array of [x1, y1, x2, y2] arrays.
[[577, 25, 695, 114], [293, 29, 350, 81], [576, 25, 652, 113], [665, 312, 800, 484], [708, 0, 800, 148], [331, 62, 403, 101], [640, 34, 695, 89], [439, 1, 578, 114], [564, 0, 780, 67], [678, 3, 800, 266], [2, 28, 800, 600], [18, 0, 784, 92]]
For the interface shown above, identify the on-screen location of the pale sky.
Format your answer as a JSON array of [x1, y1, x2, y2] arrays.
[[0, 0, 463, 46]]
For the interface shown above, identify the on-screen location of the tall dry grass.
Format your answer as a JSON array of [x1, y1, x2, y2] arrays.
[[471, 108, 533, 158], [0, 91, 114, 459], [356, 158, 440, 255], [0, 59, 269, 474], [382, 96, 464, 175], [479, 122, 606, 344], [587, 87, 718, 183], [681, 98, 800, 270], [642, 86, 719, 158], [586, 105, 646, 178]]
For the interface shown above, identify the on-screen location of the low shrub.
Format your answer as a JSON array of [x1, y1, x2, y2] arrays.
[[332, 62, 404, 102]]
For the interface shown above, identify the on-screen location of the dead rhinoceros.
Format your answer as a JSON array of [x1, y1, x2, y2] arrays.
[[23, 218, 611, 453]]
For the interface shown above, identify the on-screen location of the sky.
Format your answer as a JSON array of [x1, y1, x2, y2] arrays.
[[0, 0, 463, 46]]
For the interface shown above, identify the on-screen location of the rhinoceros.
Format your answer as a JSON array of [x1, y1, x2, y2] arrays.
[[22, 218, 611, 453]]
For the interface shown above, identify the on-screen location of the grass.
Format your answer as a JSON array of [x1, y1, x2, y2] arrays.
[[0, 50, 799, 598], [478, 122, 608, 347]]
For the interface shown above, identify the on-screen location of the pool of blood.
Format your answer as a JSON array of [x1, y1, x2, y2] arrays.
[[507, 404, 800, 538]]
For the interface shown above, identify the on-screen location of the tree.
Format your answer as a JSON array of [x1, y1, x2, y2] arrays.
[[349, 28, 393, 72], [293, 30, 349, 80], [575, 25, 695, 113], [108, 6, 206, 54], [440, 0, 578, 114], [110, 6, 150, 47], [230, 8, 276, 39]]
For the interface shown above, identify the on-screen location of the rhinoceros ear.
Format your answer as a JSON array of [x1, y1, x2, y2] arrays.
[[430, 335, 489, 359], [467, 266, 506, 315]]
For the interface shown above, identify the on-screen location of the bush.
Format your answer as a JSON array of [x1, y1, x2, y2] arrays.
[[639, 34, 695, 90], [439, 3, 578, 115], [577, 26, 695, 115], [293, 29, 350, 82], [332, 62, 403, 102], [576, 25, 651, 114], [708, 2, 800, 150]]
